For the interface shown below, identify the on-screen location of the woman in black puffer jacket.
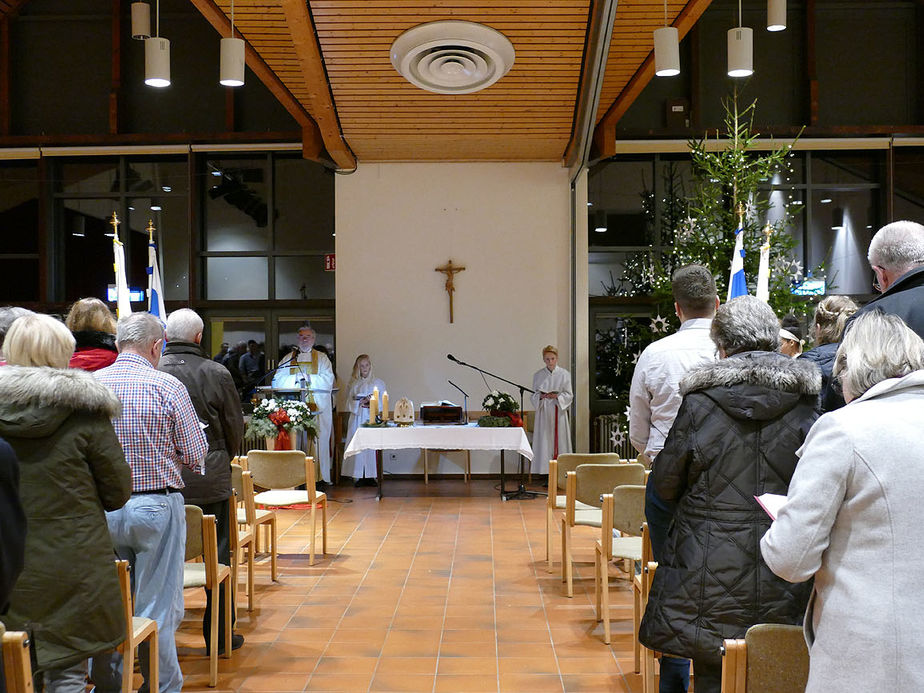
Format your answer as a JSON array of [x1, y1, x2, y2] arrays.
[[639, 296, 819, 693]]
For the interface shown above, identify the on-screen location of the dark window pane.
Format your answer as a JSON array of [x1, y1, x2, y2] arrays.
[[206, 257, 268, 299], [808, 190, 877, 295], [125, 158, 189, 195], [204, 158, 270, 251], [61, 200, 120, 303], [0, 259, 38, 302], [275, 256, 335, 300], [0, 163, 39, 253], [58, 159, 119, 194], [128, 196, 189, 301], [589, 160, 653, 248], [274, 158, 335, 252], [811, 152, 884, 185], [893, 147, 924, 224]]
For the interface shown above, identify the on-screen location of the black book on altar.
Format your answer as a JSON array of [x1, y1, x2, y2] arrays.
[[421, 402, 464, 424]]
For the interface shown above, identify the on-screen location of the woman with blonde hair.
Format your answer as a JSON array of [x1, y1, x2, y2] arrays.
[[65, 297, 118, 371], [762, 311, 924, 691], [799, 295, 859, 410], [530, 345, 573, 476], [0, 313, 131, 691], [342, 354, 385, 485]]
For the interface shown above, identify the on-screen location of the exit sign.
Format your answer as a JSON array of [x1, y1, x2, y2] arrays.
[[324, 254, 336, 271]]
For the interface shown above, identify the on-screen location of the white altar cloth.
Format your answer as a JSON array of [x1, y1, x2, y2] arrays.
[[343, 422, 533, 460]]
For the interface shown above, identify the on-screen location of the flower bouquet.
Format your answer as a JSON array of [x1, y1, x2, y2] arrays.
[[247, 398, 318, 450], [478, 390, 522, 427]]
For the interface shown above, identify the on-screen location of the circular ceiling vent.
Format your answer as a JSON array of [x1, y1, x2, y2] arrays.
[[390, 21, 515, 95]]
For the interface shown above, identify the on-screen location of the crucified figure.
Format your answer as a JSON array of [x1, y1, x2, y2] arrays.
[[435, 259, 466, 324]]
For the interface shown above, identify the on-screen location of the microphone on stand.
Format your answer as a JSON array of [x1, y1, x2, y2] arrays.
[[447, 354, 459, 363]]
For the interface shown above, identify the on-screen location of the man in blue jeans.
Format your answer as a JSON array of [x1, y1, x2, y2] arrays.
[[93, 313, 208, 692], [629, 265, 719, 693]]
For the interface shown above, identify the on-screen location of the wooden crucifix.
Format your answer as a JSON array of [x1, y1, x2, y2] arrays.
[[435, 259, 465, 324]]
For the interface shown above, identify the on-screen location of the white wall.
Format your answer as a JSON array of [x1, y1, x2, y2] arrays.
[[336, 162, 572, 474]]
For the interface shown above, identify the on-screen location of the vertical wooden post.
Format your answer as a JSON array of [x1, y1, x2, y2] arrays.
[[109, 0, 121, 134], [805, 0, 818, 126], [0, 18, 11, 136]]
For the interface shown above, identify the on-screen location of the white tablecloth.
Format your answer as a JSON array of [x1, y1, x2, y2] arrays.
[[344, 423, 533, 460]]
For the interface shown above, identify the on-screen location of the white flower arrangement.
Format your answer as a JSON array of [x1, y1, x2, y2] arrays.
[[246, 398, 318, 439], [482, 390, 518, 414]]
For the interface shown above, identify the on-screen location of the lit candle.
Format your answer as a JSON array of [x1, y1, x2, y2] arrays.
[[369, 391, 378, 422], [382, 391, 389, 420]]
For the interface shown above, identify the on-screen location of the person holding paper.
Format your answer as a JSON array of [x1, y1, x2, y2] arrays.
[[530, 345, 573, 476], [342, 354, 385, 486], [638, 296, 820, 693], [761, 311, 924, 692]]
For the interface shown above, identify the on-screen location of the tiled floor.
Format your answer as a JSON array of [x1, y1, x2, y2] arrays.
[[177, 479, 643, 692]]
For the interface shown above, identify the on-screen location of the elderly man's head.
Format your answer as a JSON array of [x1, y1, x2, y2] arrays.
[[868, 220, 924, 293], [834, 311, 924, 403], [711, 296, 781, 357], [165, 308, 204, 344], [297, 325, 316, 351], [116, 312, 165, 366]]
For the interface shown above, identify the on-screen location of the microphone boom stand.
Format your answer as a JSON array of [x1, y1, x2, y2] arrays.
[[448, 355, 543, 500]]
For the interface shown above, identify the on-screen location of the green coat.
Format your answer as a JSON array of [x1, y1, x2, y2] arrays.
[[0, 366, 131, 671]]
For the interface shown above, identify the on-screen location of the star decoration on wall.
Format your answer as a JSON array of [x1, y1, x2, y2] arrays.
[[624, 405, 632, 420], [650, 315, 670, 333], [610, 429, 627, 449], [632, 350, 642, 365]]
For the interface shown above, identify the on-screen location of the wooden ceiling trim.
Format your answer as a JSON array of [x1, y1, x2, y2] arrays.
[[188, 0, 326, 162], [280, 0, 356, 170], [594, 0, 713, 159]]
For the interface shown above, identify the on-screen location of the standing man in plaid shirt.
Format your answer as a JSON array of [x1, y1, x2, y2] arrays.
[[92, 312, 207, 693]]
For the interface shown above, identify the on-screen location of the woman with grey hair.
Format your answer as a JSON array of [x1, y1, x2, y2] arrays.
[[639, 296, 820, 693], [761, 311, 924, 692]]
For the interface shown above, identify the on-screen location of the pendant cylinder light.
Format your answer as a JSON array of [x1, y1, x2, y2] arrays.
[[654, 27, 680, 77], [727, 27, 753, 77], [767, 0, 786, 31], [131, 2, 151, 40], [220, 38, 245, 86], [145, 37, 171, 87]]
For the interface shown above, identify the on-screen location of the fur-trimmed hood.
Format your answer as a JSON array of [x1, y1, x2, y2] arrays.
[[72, 330, 117, 352], [680, 351, 821, 422], [0, 366, 121, 438]]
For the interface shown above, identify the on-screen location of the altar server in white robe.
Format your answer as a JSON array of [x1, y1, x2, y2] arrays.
[[272, 324, 335, 484], [530, 345, 573, 475], [342, 354, 385, 484]]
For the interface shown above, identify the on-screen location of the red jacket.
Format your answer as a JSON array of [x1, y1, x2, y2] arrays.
[[69, 348, 117, 372]]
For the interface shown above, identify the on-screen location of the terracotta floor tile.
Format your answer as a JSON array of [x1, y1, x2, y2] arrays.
[[437, 656, 498, 675], [497, 642, 556, 659], [561, 673, 632, 692], [556, 656, 622, 674], [375, 656, 439, 675], [433, 674, 500, 692], [305, 673, 374, 691], [498, 656, 560, 675], [369, 673, 435, 691], [237, 672, 311, 691], [498, 673, 565, 692], [312, 656, 379, 675], [440, 629, 496, 645]]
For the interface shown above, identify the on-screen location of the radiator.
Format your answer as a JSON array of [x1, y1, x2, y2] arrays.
[[592, 413, 634, 459]]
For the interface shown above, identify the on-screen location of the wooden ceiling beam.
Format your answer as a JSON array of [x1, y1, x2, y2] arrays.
[[593, 0, 714, 160], [188, 0, 329, 167], [281, 0, 356, 170]]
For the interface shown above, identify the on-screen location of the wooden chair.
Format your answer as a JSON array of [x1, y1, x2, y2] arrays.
[[236, 453, 278, 580], [183, 506, 232, 688], [247, 450, 327, 566], [114, 559, 158, 693], [546, 453, 624, 572], [721, 623, 809, 693], [561, 462, 646, 597], [230, 464, 255, 612], [594, 486, 646, 665], [641, 556, 659, 693], [0, 623, 33, 693]]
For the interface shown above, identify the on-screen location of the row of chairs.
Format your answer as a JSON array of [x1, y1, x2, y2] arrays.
[[544, 452, 811, 692]]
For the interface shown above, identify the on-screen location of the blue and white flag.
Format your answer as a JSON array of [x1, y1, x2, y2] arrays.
[[147, 230, 166, 322], [727, 225, 748, 301]]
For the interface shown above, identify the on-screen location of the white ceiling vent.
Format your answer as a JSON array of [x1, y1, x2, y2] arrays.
[[390, 21, 515, 95]]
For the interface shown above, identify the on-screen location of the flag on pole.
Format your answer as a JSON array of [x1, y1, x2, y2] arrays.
[[147, 220, 166, 322], [727, 223, 748, 301], [110, 213, 132, 319], [756, 223, 772, 303]]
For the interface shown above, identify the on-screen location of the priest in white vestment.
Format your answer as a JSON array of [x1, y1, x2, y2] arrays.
[[341, 354, 385, 484], [272, 325, 335, 484], [530, 345, 573, 475]]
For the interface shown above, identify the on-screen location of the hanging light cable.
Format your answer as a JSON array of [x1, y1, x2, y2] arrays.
[[727, 0, 753, 77], [220, 0, 245, 87], [144, 0, 170, 87], [767, 0, 786, 31], [653, 0, 680, 77]]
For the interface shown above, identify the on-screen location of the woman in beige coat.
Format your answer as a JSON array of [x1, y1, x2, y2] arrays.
[[761, 311, 924, 692]]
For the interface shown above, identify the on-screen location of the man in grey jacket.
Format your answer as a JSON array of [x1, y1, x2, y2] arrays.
[[160, 308, 245, 654]]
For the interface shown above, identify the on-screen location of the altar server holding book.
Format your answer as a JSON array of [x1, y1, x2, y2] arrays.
[[530, 345, 573, 475], [342, 354, 385, 484]]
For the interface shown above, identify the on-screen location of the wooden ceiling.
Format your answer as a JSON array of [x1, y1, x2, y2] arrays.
[[193, 0, 714, 168]]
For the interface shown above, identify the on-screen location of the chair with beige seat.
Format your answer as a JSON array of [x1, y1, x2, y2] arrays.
[[594, 485, 647, 667], [246, 450, 327, 566], [230, 463, 255, 613], [561, 462, 646, 597], [1, 622, 33, 693], [546, 453, 623, 572], [720, 623, 809, 693], [114, 559, 159, 693], [183, 505, 232, 688]]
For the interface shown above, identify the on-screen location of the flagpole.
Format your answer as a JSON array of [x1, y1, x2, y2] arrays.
[[147, 219, 167, 322], [756, 223, 772, 302], [110, 212, 132, 319]]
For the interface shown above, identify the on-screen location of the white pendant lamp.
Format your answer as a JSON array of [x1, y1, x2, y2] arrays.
[[727, 0, 753, 77], [144, 0, 170, 87], [653, 0, 680, 77], [131, 2, 151, 40], [767, 0, 786, 32], [219, 0, 245, 86]]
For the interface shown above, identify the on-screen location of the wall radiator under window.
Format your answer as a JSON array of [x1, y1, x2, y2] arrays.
[[592, 413, 634, 459]]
